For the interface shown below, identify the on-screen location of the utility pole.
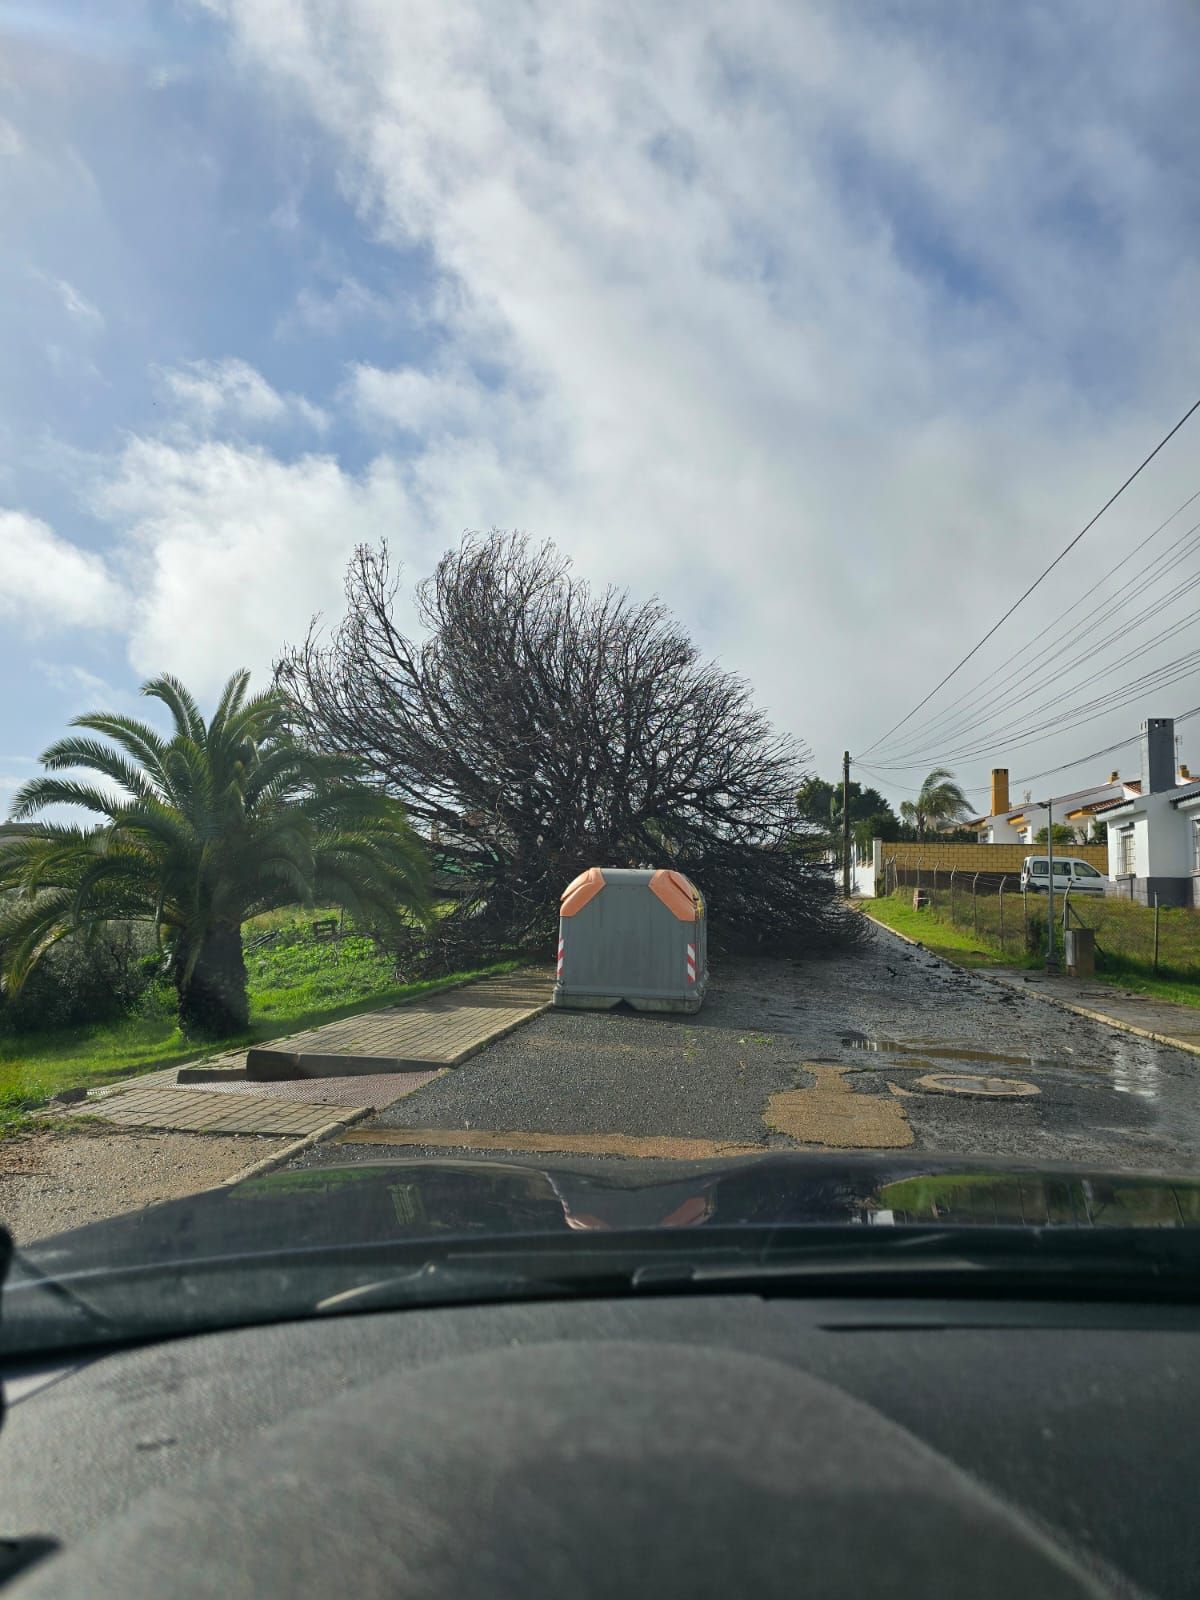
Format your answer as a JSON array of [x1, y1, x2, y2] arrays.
[[842, 750, 852, 898], [1045, 795, 1059, 972]]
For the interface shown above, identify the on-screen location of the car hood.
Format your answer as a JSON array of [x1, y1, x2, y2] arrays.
[[15, 1151, 1200, 1277]]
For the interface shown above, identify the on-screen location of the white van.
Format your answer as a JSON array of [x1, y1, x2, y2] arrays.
[[1019, 856, 1107, 895]]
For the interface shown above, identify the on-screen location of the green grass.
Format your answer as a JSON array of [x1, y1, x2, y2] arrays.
[[1085, 968, 1200, 1009], [864, 892, 1200, 1010], [861, 894, 1033, 970], [0, 915, 519, 1135]]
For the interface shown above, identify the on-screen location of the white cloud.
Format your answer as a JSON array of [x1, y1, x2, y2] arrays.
[[0, 509, 126, 633], [148, 64, 189, 91], [350, 363, 490, 435], [193, 0, 1200, 793], [159, 357, 330, 434], [36, 661, 127, 707], [47, 275, 105, 332], [0, 118, 23, 158], [93, 437, 415, 692], [279, 275, 401, 338]]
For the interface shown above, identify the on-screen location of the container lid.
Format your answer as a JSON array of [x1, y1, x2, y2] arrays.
[[560, 867, 606, 917]]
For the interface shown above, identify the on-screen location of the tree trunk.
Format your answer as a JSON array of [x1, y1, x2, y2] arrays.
[[174, 924, 249, 1039]]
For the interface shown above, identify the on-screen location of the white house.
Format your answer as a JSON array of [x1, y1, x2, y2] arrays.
[[1100, 718, 1200, 906], [966, 767, 1143, 846]]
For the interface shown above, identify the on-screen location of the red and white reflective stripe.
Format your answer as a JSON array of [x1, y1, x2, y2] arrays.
[[557, 938, 565, 979], [686, 942, 696, 983]]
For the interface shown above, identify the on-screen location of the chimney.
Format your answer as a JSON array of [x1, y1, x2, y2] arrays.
[[1182, 763, 1192, 781], [1108, 771, 1119, 784], [990, 767, 1009, 816], [1142, 717, 1175, 795]]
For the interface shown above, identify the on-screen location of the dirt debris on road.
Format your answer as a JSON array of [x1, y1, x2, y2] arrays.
[[0, 1126, 290, 1245]]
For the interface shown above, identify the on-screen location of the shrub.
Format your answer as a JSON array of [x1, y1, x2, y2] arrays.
[[0, 922, 162, 1034]]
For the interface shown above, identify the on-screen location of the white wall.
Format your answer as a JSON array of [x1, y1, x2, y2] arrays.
[[1106, 796, 1193, 880], [1145, 794, 1193, 876], [985, 818, 1025, 843]]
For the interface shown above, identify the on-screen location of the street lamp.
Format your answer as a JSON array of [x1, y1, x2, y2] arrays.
[[1044, 796, 1059, 973]]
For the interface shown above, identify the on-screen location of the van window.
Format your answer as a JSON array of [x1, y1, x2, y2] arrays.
[[1031, 860, 1048, 875], [1075, 862, 1102, 879], [1053, 861, 1070, 876]]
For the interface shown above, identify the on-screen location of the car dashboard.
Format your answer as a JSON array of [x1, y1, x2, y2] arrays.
[[1, 1287, 1197, 1597]]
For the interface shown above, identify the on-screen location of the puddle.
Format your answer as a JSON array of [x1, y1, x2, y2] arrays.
[[843, 1035, 1039, 1067], [840, 1032, 1162, 1103], [841, 1035, 1075, 1073]]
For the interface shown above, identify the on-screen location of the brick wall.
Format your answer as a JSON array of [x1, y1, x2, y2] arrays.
[[878, 841, 1108, 874]]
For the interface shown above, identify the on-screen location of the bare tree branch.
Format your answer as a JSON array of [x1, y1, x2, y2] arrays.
[[277, 532, 859, 957]]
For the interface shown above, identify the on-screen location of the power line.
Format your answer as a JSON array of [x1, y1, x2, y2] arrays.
[[1009, 702, 1200, 787], [855, 397, 1200, 761], [866, 488, 1200, 760], [868, 493, 1200, 762], [861, 704, 1200, 813], [876, 586, 1200, 771], [853, 760, 989, 798], [866, 644, 1200, 771]]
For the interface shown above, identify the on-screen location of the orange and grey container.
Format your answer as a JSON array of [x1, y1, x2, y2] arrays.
[[553, 867, 708, 1012]]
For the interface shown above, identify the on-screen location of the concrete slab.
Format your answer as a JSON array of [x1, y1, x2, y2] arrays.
[[237, 975, 553, 1079], [187, 1069, 444, 1107], [63, 1086, 368, 1139]]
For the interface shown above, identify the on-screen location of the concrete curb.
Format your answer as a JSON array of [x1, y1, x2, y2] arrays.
[[216, 1105, 375, 1187], [860, 907, 1200, 1060]]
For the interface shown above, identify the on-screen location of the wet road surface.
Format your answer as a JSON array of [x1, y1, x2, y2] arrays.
[[288, 923, 1200, 1171]]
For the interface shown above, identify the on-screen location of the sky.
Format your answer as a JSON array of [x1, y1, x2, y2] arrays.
[[2, 0, 1200, 820]]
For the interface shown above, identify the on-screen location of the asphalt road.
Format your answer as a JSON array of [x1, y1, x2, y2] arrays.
[[288, 922, 1200, 1172]]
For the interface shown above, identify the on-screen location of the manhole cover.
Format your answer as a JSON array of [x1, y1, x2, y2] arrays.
[[914, 1073, 1040, 1099]]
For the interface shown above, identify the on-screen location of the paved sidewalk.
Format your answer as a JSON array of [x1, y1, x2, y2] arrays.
[[68, 969, 553, 1142], [63, 1086, 365, 1139], [976, 964, 1200, 1056]]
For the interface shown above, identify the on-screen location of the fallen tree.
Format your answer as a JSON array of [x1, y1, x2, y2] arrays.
[[277, 532, 859, 961]]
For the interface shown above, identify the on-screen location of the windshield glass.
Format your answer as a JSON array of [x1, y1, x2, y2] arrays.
[[3, 1, 1200, 1348]]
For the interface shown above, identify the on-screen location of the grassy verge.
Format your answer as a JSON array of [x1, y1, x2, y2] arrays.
[[860, 894, 1034, 971], [0, 922, 521, 1136], [863, 893, 1200, 1010]]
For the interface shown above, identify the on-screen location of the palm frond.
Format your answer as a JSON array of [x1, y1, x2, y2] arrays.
[[72, 713, 169, 780], [209, 669, 253, 740], [39, 734, 159, 801], [142, 673, 206, 742], [8, 777, 126, 823]]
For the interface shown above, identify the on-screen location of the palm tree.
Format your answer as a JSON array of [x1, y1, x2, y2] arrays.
[[0, 671, 429, 1038], [899, 767, 971, 839]]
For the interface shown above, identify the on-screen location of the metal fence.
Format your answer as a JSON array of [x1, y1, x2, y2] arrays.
[[880, 858, 1200, 975], [885, 869, 1035, 957], [882, 861, 1012, 896]]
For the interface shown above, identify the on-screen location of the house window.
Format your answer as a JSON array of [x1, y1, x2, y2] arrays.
[[1119, 830, 1135, 876], [1193, 818, 1200, 873]]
